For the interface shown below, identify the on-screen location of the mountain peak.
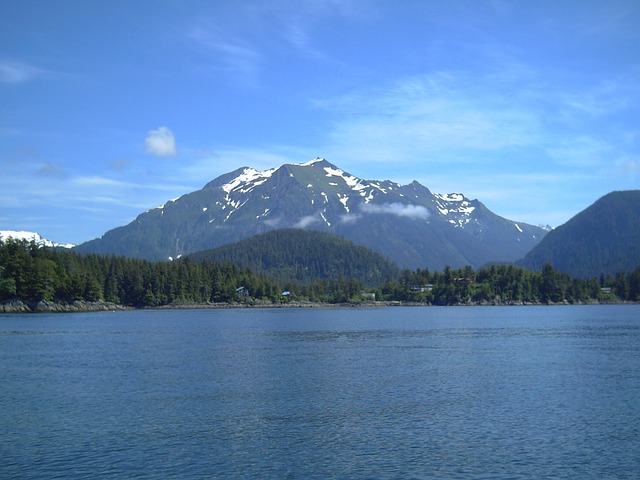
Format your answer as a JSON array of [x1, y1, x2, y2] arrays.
[[75, 158, 547, 269]]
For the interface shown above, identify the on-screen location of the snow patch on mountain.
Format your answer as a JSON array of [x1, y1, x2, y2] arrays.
[[324, 165, 361, 189], [320, 212, 331, 226], [362, 190, 375, 203], [338, 193, 350, 212], [432, 193, 477, 228], [434, 193, 475, 215], [296, 158, 325, 167], [156, 197, 180, 210], [222, 167, 276, 194], [0, 230, 75, 249], [436, 193, 464, 202]]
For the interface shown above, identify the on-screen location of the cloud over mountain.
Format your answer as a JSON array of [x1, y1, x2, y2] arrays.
[[359, 202, 430, 220]]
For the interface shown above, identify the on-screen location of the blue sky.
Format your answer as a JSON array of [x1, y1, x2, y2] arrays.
[[1, 0, 639, 245]]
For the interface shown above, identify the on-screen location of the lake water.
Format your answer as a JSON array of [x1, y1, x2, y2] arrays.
[[1, 305, 639, 479]]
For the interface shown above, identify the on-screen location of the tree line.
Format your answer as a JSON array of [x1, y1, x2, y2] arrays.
[[375, 263, 640, 305], [0, 239, 279, 307], [1, 239, 639, 307]]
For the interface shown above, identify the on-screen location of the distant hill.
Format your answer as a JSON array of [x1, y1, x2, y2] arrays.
[[186, 228, 400, 287], [75, 158, 547, 270], [518, 191, 640, 277]]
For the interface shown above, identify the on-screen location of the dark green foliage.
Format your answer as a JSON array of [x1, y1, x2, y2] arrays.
[[186, 228, 399, 287], [519, 191, 640, 277], [376, 263, 639, 305], [3, 239, 639, 309], [0, 239, 280, 307]]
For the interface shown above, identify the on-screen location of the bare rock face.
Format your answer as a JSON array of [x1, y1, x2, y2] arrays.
[[0, 300, 32, 313]]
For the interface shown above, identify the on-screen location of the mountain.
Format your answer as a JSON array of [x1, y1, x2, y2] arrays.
[[186, 228, 400, 287], [0, 230, 75, 249], [518, 191, 640, 277], [75, 158, 547, 270]]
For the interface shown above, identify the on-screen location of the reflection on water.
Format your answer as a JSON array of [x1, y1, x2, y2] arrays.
[[1, 306, 639, 479]]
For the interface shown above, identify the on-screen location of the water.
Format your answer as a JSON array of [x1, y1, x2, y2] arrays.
[[1, 306, 639, 479]]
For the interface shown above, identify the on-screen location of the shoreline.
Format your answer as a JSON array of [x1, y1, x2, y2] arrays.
[[1, 298, 632, 313]]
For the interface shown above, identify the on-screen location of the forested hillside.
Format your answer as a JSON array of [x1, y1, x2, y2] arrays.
[[519, 191, 640, 277], [186, 229, 399, 287]]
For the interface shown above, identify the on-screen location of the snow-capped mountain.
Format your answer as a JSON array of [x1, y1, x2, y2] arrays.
[[0, 230, 75, 249], [76, 158, 547, 269]]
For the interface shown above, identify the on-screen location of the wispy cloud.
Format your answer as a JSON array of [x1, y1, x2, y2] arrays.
[[545, 136, 612, 168], [338, 202, 431, 225], [315, 72, 544, 165], [186, 24, 262, 86], [271, 0, 373, 59], [293, 215, 322, 228], [0, 60, 45, 84], [145, 127, 177, 157], [71, 176, 135, 189], [185, 1, 372, 85], [314, 65, 640, 174]]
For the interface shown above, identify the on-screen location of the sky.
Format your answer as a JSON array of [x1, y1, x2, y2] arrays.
[[1, 0, 639, 245]]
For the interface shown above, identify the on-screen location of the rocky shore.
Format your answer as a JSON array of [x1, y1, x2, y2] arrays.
[[0, 299, 130, 313]]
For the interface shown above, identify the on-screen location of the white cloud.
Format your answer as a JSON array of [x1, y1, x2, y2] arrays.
[[359, 202, 430, 220], [71, 176, 135, 188], [293, 214, 321, 228], [145, 127, 177, 157], [263, 217, 283, 228]]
